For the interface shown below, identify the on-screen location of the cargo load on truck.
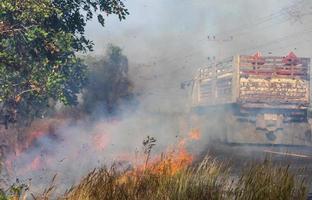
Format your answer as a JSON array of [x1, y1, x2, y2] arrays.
[[191, 52, 312, 146]]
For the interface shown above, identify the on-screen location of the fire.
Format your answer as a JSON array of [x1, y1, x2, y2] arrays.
[[3, 112, 202, 189], [5, 159, 14, 175], [188, 129, 200, 140], [29, 155, 42, 171], [117, 145, 193, 183], [93, 132, 110, 151], [155, 147, 193, 175], [150, 129, 201, 175], [2, 117, 68, 177], [14, 118, 66, 154], [128, 129, 201, 176]]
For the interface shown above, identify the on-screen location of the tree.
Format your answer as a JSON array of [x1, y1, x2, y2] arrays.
[[83, 45, 134, 114], [0, 0, 129, 127]]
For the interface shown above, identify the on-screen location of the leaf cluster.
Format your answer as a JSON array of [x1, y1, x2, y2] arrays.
[[0, 0, 129, 126]]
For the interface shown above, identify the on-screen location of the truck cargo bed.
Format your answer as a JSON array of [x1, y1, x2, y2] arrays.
[[192, 53, 310, 109]]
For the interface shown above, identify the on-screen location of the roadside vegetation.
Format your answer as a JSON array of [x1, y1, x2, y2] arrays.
[[1, 155, 309, 200], [61, 159, 308, 200]]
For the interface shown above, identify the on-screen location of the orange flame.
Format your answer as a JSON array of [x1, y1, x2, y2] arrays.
[[14, 118, 65, 154], [146, 129, 201, 175], [188, 129, 200, 140], [4, 114, 202, 181], [93, 132, 110, 151], [29, 155, 42, 171], [132, 134, 197, 176]]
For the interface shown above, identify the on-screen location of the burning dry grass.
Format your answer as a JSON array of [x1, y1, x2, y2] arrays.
[[62, 156, 228, 200], [1, 156, 309, 200], [58, 157, 308, 200], [1, 130, 310, 200]]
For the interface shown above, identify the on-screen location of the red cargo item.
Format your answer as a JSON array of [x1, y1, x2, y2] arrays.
[[283, 52, 299, 65], [251, 52, 265, 65]]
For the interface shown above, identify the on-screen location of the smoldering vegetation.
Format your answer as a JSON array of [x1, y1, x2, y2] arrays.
[[0, 44, 194, 195], [3, 155, 311, 200], [59, 158, 310, 200]]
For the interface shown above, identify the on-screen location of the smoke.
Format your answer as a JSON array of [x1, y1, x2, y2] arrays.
[[3, 0, 312, 195], [86, 0, 312, 110], [4, 107, 192, 195]]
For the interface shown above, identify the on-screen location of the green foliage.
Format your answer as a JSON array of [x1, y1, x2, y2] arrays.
[[0, 189, 7, 200], [0, 0, 129, 126], [83, 45, 134, 114], [8, 180, 28, 199], [0, 179, 29, 200]]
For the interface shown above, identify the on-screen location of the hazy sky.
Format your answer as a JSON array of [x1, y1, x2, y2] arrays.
[[86, 0, 310, 58]]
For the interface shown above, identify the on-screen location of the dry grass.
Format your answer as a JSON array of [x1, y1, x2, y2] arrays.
[[61, 157, 228, 200], [58, 157, 308, 200], [2, 157, 309, 200], [230, 160, 308, 200]]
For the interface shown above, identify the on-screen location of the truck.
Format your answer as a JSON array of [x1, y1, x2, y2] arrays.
[[191, 52, 312, 146]]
